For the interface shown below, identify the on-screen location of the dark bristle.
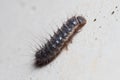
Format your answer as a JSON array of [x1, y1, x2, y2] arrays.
[[61, 24, 69, 37], [62, 24, 69, 32], [47, 41, 54, 51], [44, 44, 51, 53]]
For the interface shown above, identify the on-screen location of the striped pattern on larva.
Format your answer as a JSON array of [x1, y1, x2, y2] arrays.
[[35, 16, 86, 67]]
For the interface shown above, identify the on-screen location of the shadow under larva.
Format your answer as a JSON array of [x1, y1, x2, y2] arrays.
[[34, 16, 86, 67]]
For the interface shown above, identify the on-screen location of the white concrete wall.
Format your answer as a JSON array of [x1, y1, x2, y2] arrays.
[[0, 0, 120, 80]]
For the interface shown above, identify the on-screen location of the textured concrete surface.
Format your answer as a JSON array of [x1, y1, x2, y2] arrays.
[[0, 0, 120, 80]]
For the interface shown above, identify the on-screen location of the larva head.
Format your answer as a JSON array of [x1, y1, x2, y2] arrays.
[[77, 16, 86, 26]]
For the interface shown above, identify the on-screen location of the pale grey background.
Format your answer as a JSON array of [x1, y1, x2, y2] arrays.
[[0, 0, 120, 80]]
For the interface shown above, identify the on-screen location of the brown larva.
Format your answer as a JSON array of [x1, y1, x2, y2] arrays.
[[35, 16, 86, 67]]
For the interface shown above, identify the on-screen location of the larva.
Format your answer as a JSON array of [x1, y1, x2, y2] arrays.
[[35, 16, 86, 67]]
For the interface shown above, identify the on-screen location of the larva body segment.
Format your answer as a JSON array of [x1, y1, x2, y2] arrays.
[[35, 16, 86, 67]]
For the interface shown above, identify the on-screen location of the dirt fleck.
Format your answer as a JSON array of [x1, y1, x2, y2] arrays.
[[95, 37, 98, 40], [31, 6, 36, 11], [99, 26, 102, 28], [111, 11, 115, 15], [93, 18, 96, 22]]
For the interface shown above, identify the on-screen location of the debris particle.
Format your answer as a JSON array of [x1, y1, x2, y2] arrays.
[[111, 11, 115, 15], [99, 26, 102, 28], [95, 37, 98, 40], [93, 19, 96, 22], [115, 6, 118, 9], [31, 6, 36, 11]]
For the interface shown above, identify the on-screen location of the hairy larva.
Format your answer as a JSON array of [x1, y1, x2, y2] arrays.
[[35, 16, 86, 67]]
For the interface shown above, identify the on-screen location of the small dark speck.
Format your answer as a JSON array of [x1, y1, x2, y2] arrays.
[[95, 37, 98, 40], [93, 19, 96, 22], [111, 11, 115, 15], [116, 19, 118, 21], [31, 6, 36, 11], [99, 26, 102, 28], [19, 1, 26, 7], [115, 6, 118, 9]]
